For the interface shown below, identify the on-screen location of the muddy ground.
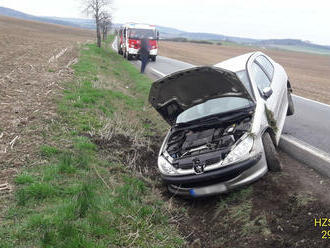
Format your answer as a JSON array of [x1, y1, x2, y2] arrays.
[[158, 41, 330, 105], [0, 16, 92, 193]]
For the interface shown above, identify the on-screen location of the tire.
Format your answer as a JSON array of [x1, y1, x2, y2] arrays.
[[287, 90, 294, 116], [262, 132, 282, 172], [151, 56, 156, 62], [127, 53, 132, 60]]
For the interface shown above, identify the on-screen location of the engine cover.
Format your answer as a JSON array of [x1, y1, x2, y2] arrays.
[[182, 128, 214, 150]]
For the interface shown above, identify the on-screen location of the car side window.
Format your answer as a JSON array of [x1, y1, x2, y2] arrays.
[[251, 62, 271, 91], [255, 55, 274, 80]]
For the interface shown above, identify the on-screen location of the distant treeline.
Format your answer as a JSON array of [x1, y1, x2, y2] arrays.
[[161, 37, 222, 45]]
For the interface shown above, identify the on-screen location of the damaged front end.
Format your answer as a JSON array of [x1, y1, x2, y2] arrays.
[[158, 107, 255, 177], [149, 66, 261, 194]]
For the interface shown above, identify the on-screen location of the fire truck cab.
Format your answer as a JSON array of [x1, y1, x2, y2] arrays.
[[117, 23, 159, 61]]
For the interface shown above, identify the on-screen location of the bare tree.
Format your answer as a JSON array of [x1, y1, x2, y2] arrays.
[[99, 12, 112, 41], [82, 0, 112, 47]]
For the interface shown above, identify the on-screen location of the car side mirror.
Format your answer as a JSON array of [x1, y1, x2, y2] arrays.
[[262, 87, 273, 98], [156, 31, 159, 40]]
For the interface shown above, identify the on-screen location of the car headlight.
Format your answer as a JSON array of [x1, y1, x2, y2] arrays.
[[222, 135, 254, 165], [158, 155, 178, 175]]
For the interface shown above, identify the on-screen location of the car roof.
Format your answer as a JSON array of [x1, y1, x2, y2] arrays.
[[214, 52, 256, 72]]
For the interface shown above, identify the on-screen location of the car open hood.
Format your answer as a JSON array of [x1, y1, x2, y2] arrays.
[[148, 66, 254, 125]]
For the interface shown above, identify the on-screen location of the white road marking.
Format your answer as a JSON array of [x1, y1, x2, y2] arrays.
[[151, 68, 166, 77], [293, 94, 330, 108]]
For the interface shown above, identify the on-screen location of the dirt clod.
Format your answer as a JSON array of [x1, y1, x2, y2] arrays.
[[91, 133, 161, 180]]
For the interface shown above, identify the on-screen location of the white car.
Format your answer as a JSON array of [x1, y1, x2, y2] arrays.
[[148, 52, 294, 197]]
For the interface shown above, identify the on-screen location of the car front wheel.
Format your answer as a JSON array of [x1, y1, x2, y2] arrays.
[[262, 132, 282, 172]]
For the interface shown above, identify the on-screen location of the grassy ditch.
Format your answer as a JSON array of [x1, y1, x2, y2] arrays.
[[0, 37, 183, 247]]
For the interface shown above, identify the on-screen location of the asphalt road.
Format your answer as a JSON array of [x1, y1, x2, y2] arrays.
[[112, 39, 330, 155], [131, 55, 193, 77], [283, 96, 330, 153]]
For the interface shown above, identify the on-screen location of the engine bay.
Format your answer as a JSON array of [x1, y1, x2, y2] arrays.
[[165, 116, 252, 169]]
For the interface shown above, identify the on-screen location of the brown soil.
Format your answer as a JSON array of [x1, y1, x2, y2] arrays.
[[0, 16, 93, 193], [169, 153, 330, 248], [158, 41, 330, 105], [91, 132, 160, 180]]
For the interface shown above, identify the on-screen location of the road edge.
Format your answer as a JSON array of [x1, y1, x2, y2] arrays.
[[279, 134, 330, 177]]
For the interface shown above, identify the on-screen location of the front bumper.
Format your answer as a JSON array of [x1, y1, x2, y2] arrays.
[[149, 49, 157, 56], [164, 152, 267, 197], [128, 48, 157, 56]]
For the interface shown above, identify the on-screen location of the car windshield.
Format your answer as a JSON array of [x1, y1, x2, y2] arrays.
[[128, 29, 155, 39], [176, 97, 253, 124], [236, 70, 253, 96]]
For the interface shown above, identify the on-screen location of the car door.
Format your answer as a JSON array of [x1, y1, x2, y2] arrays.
[[258, 55, 288, 123], [250, 55, 284, 121]]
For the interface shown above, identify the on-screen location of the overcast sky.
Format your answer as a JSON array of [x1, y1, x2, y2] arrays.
[[1, 0, 329, 45]]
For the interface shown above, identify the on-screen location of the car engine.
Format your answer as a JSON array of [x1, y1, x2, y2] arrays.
[[165, 116, 252, 169]]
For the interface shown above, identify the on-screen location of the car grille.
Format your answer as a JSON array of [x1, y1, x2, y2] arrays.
[[175, 157, 221, 170]]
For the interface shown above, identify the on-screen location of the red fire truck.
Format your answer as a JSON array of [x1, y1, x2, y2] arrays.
[[117, 23, 159, 61]]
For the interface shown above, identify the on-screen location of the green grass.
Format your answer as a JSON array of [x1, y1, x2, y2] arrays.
[[14, 173, 35, 185], [213, 187, 270, 246], [294, 192, 316, 207], [0, 36, 183, 247], [40, 145, 60, 157]]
